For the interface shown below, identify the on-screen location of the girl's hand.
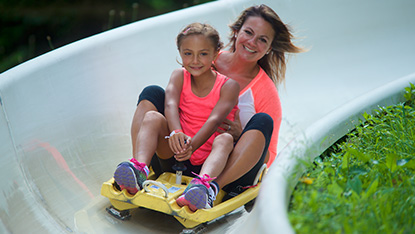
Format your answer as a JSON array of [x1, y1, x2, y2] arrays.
[[168, 132, 191, 154], [174, 142, 193, 162], [217, 109, 242, 141]]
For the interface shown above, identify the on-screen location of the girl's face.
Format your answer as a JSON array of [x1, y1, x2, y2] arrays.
[[235, 16, 275, 62], [179, 34, 218, 78]]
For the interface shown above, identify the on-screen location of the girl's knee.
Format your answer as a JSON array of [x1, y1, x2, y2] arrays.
[[213, 133, 234, 145]]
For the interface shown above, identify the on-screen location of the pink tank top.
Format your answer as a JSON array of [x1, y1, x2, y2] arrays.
[[179, 68, 238, 165]]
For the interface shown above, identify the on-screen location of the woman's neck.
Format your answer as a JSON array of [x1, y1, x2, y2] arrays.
[[231, 53, 259, 75], [217, 51, 260, 90]]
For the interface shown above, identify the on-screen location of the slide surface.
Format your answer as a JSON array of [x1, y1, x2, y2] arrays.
[[1, 0, 414, 233]]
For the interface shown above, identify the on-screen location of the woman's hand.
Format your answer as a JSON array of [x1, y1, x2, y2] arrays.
[[217, 109, 242, 141]]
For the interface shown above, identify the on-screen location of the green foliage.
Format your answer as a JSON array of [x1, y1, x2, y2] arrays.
[[0, 0, 214, 73], [404, 83, 415, 108], [289, 83, 415, 233]]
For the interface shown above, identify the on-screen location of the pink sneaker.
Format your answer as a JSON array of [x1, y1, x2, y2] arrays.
[[176, 173, 216, 211], [114, 158, 149, 195]]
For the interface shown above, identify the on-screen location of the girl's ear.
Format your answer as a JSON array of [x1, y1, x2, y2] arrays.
[[213, 50, 219, 61], [211, 50, 219, 69]]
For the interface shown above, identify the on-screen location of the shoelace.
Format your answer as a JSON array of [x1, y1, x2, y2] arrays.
[[207, 195, 214, 206], [130, 158, 151, 178], [130, 158, 147, 168], [191, 172, 216, 188]]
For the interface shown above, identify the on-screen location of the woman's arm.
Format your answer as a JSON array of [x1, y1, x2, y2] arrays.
[[218, 109, 242, 141]]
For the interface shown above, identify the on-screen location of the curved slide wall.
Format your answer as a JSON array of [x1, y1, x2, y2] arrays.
[[1, 0, 414, 233]]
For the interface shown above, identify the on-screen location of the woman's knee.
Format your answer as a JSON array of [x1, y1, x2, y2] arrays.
[[139, 85, 165, 99], [244, 113, 273, 139], [138, 85, 165, 113], [250, 113, 273, 128]]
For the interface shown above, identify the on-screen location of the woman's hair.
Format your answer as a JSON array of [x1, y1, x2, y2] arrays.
[[229, 4, 303, 84], [176, 22, 223, 52]]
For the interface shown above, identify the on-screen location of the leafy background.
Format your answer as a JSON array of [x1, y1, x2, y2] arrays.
[[0, 0, 214, 73], [289, 84, 415, 233]]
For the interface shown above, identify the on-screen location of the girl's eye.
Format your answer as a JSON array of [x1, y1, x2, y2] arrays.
[[184, 52, 191, 56], [200, 52, 208, 56]]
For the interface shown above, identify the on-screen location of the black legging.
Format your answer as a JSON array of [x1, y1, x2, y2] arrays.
[[136, 85, 273, 194]]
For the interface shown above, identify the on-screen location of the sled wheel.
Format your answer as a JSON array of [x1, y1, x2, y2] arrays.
[[181, 223, 207, 234], [244, 198, 256, 213], [106, 206, 131, 220]]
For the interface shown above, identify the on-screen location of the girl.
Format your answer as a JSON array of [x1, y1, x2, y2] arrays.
[[114, 23, 240, 211]]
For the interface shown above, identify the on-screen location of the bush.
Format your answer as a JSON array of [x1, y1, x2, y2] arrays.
[[289, 83, 415, 233]]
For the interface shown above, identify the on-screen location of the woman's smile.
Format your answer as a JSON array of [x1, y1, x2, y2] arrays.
[[243, 45, 256, 53], [235, 16, 275, 60]]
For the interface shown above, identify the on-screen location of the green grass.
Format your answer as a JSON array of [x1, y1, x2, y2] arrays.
[[288, 83, 415, 233]]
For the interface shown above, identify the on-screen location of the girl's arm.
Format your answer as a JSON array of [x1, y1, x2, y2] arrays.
[[175, 78, 240, 161], [165, 69, 191, 154]]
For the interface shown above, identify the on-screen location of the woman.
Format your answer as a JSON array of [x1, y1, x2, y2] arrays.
[[128, 4, 303, 204]]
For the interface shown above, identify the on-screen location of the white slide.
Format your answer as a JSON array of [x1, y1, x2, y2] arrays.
[[1, 0, 414, 233]]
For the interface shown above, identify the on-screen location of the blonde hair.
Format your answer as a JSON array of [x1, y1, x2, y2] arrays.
[[176, 22, 223, 52], [229, 4, 303, 84]]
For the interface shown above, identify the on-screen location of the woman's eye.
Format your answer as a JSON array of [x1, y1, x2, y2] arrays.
[[184, 52, 191, 56], [244, 29, 252, 35], [201, 52, 208, 56], [260, 38, 268, 43]]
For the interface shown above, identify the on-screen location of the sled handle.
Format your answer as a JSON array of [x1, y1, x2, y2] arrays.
[[253, 164, 267, 186], [142, 180, 169, 198]]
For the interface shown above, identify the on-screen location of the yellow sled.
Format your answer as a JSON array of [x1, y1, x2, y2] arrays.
[[101, 164, 267, 229]]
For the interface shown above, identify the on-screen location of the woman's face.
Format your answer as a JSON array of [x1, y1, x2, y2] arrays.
[[235, 16, 275, 62]]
